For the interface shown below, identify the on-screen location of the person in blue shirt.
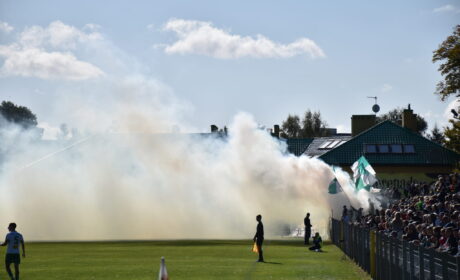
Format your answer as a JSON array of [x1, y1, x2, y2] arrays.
[[1, 223, 25, 280]]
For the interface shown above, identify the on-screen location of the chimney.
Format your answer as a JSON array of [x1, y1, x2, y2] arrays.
[[210, 124, 218, 133], [351, 115, 376, 136], [273, 125, 280, 138], [402, 104, 417, 132]]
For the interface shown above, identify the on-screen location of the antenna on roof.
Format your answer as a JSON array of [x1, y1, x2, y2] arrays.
[[367, 96, 380, 114]]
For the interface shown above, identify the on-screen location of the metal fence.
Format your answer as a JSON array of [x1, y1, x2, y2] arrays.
[[330, 219, 460, 280]]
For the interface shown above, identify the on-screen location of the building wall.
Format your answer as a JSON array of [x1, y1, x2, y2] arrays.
[[339, 165, 455, 187]]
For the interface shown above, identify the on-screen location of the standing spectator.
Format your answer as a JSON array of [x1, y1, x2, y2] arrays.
[[304, 213, 312, 245], [1, 223, 25, 280], [253, 215, 264, 262]]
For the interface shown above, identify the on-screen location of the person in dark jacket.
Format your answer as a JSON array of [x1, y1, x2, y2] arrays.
[[253, 214, 264, 262], [304, 213, 312, 245], [309, 232, 322, 251]]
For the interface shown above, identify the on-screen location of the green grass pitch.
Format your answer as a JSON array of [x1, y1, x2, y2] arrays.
[[3, 240, 370, 279]]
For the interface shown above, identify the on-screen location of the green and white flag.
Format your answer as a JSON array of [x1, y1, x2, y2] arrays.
[[328, 166, 343, 194], [351, 156, 377, 191]]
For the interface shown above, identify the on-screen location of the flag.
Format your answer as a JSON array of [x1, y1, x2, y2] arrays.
[[351, 156, 377, 191], [328, 166, 343, 194], [252, 242, 259, 253]]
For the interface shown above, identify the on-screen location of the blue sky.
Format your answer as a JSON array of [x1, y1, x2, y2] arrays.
[[0, 0, 459, 136]]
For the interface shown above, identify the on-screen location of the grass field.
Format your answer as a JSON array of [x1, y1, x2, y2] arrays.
[[3, 240, 370, 279]]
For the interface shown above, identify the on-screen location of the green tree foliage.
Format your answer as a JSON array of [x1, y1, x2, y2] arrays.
[[432, 25, 460, 101], [300, 110, 328, 137], [444, 109, 460, 153], [376, 108, 428, 135], [429, 123, 445, 145], [0, 101, 38, 128], [281, 110, 329, 138], [281, 114, 301, 138]]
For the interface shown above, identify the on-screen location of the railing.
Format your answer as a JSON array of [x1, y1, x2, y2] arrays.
[[330, 219, 460, 280]]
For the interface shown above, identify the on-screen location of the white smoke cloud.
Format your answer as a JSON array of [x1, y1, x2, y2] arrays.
[[161, 19, 326, 59], [0, 20, 369, 241]]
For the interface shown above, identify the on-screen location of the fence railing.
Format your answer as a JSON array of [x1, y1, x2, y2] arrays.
[[330, 219, 460, 280]]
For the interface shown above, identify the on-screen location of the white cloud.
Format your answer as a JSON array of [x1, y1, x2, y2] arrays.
[[0, 21, 104, 80], [0, 47, 104, 80], [0, 21, 13, 33], [380, 83, 393, 93], [433, 4, 460, 13], [19, 21, 102, 50], [161, 19, 326, 59], [147, 24, 155, 30]]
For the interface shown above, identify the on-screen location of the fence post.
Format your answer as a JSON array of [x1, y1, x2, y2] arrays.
[[402, 240, 407, 280], [370, 230, 376, 279], [429, 248, 436, 280], [457, 256, 460, 280], [395, 239, 401, 280], [409, 243, 415, 280], [441, 252, 449, 280], [389, 237, 394, 280], [419, 245, 425, 280]]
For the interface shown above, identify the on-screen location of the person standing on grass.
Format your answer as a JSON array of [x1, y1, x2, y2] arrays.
[[1, 223, 25, 280], [304, 213, 312, 245], [253, 214, 264, 262]]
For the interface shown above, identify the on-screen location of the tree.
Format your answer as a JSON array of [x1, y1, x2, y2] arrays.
[[281, 114, 301, 138], [432, 25, 460, 101], [429, 123, 445, 145], [281, 110, 329, 138], [300, 110, 329, 137], [0, 101, 38, 128], [443, 109, 460, 153], [376, 108, 428, 135]]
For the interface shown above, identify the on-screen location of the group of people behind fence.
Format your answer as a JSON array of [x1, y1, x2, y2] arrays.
[[345, 173, 460, 256]]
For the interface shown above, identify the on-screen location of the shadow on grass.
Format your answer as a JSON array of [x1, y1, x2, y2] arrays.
[[262, 261, 282, 265]]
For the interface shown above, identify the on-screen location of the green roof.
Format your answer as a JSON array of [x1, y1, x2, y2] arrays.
[[319, 121, 460, 166], [286, 138, 314, 156]]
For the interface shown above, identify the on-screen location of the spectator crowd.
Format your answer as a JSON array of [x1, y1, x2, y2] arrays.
[[342, 173, 460, 256]]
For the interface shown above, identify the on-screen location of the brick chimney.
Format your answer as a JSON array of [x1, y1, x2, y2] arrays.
[[402, 104, 417, 132], [273, 124, 280, 138], [351, 115, 376, 136]]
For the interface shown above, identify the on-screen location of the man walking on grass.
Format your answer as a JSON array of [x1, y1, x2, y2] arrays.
[[1, 223, 25, 280]]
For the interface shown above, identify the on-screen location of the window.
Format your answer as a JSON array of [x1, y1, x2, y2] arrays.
[[390, 144, 402, 153], [326, 140, 342, 149], [365, 144, 377, 153], [319, 141, 332, 149], [378, 144, 389, 153], [403, 144, 415, 153]]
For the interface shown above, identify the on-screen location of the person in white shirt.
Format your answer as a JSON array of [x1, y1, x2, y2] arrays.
[[1, 223, 25, 280]]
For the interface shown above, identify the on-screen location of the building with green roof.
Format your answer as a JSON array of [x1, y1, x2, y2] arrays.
[[318, 119, 460, 186]]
